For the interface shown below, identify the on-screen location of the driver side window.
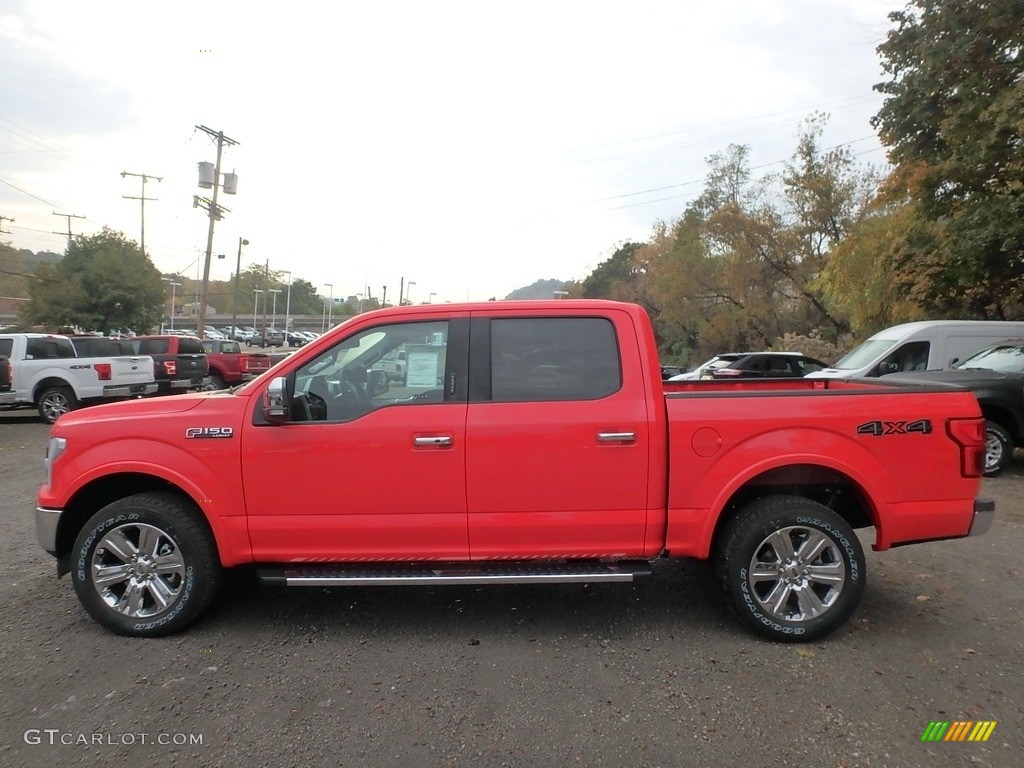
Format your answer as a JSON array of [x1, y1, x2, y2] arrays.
[[291, 320, 449, 422]]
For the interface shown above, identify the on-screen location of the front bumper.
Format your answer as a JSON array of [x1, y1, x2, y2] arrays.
[[36, 506, 61, 555], [968, 498, 995, 537]]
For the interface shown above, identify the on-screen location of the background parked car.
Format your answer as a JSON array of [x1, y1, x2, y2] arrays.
[[282, 330, 308, 347], [249, 328, 284, 348], [669, 352, 829, 380], [883, 338, 1024, 475]]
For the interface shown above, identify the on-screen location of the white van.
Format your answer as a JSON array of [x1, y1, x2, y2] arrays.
[[808, 320, 1024, 379]]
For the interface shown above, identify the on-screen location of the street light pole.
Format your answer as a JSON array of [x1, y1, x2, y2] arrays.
[[230, 237, 249, 339], [269, 289, 282, 332], [282, 271, 292, 339], [406, 281, 416, 305], [169, 282, 180, 331], [327, 283, 334, 330], [252, 289, 262, 331]]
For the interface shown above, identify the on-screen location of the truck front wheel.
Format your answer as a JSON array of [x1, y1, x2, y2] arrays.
[[37, 385, 78, 424], [71, 493, 222, 637], [716, 495, 865, 643]]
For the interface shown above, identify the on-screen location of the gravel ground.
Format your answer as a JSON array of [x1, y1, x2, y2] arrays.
[[1, 407, 1021, 767]]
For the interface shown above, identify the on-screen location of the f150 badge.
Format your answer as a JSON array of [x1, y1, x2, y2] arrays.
[[856, 420, 932, 436], [185, 427, 234, 439]]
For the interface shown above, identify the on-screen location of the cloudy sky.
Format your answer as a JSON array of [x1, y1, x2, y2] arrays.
[[1, 0, 902, 304]]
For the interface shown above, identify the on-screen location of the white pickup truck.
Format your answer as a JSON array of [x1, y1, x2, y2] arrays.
[[0, 333, 158, 423]]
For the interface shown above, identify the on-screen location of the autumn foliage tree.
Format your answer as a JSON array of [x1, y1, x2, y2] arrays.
[[871, 0, 1024, 318]]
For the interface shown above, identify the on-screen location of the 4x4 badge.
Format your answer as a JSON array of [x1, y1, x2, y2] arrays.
[[856, 420, 932, 436]]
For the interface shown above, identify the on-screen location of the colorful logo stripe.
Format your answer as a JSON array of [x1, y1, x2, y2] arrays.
[[921, 721, 997, 742]]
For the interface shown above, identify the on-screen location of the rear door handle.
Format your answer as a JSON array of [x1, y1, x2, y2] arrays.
[[414, 435, 453, 447], [597, 432, 636, 443]]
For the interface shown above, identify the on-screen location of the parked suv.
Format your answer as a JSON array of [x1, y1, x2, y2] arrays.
[[250, 328, 284, 348], [670, 352, 829, 380]]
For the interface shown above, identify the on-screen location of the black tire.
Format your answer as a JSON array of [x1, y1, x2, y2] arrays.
[[71, 492, 222, 637], [984, 421, 1012, 476], [37, 385, 78, 424], [716, 495, 865, 643], [209, 373, 227, 391]]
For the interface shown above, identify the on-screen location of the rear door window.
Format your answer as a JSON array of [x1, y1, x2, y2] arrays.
[[488, 317, 621, 402]]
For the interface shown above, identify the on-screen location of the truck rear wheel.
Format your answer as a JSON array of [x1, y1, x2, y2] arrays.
[[71, 492, 222, 637], [984, 421, 1012, 476], [37, 385, 78, 424], [716, 495, 865, 642]]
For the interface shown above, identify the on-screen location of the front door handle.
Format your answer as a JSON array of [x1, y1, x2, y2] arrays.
[[597, 432, 636, 443], [414, 435, 453, 447]]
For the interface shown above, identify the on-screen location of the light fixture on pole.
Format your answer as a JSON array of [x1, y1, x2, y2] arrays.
[[230, 237, 249, 339], [252, 289, 263, 331], [553, 290, 569, 299]]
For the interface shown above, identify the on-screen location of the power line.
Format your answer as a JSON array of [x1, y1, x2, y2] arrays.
[[0, 177, 58, 207]]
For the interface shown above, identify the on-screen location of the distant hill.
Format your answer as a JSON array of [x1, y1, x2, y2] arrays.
[[504, 279, 568, 301]]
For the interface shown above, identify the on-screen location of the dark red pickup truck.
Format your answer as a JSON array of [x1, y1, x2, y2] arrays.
[[36, 301, 993, 641], [132, 335, 211, 394], [199, 338, 272, 390]]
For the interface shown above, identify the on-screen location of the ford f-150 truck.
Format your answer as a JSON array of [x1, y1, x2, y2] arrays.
[[199, 338, 272, 390], [0, 332, 157, 422], [132, 335, 211, 394], [35, 301, 993, 641]]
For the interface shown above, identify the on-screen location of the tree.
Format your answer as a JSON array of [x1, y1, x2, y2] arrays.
[[872, 0, 1024, 317], [22, 228, 164, 332]]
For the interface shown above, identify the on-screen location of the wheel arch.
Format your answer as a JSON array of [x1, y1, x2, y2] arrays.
[[54, 474, 216, 577], [32, 376, 77, 402], [707, 462, 877, 561]]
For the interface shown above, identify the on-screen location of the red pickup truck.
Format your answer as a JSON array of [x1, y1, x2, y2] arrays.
[[199, 338, 272, 390], [35, 301, 993, 641]]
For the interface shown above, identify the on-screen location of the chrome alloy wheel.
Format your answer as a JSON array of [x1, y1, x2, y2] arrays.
[[90, 522, 186, 618], [747, 526, 846, 623]]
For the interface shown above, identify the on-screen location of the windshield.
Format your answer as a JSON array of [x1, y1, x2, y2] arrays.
[[830, 338, 898, 370], [955, 343, 1024, 373]]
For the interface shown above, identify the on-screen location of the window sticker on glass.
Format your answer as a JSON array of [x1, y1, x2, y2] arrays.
[[406, 350, 442, 388]]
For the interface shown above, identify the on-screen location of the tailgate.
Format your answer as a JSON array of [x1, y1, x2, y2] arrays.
[[108, 356, 155, 385], [241, 353, 271, 373]]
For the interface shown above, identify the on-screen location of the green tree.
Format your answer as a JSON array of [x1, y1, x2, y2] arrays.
[[22, 228, 164, 332], [872, 0, 1024, 317]]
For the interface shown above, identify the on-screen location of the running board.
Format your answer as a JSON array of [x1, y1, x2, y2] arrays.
[[257, 560, 652, 587]]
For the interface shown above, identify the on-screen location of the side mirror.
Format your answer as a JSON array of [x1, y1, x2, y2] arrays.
[[366, 369, 389, 396], [262, 376, 289, 423]]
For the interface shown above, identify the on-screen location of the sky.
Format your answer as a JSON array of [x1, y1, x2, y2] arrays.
[[0, 0, 903, 304]]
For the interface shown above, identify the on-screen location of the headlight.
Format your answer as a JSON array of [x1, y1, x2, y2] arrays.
[[44, 436, 66, 487]]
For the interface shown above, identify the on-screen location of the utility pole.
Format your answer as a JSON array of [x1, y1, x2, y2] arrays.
[[194, 124, 239, 339], [0, 214, 13, 237], [52, 211, 85, 250], [121, 171, 162, 256]]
